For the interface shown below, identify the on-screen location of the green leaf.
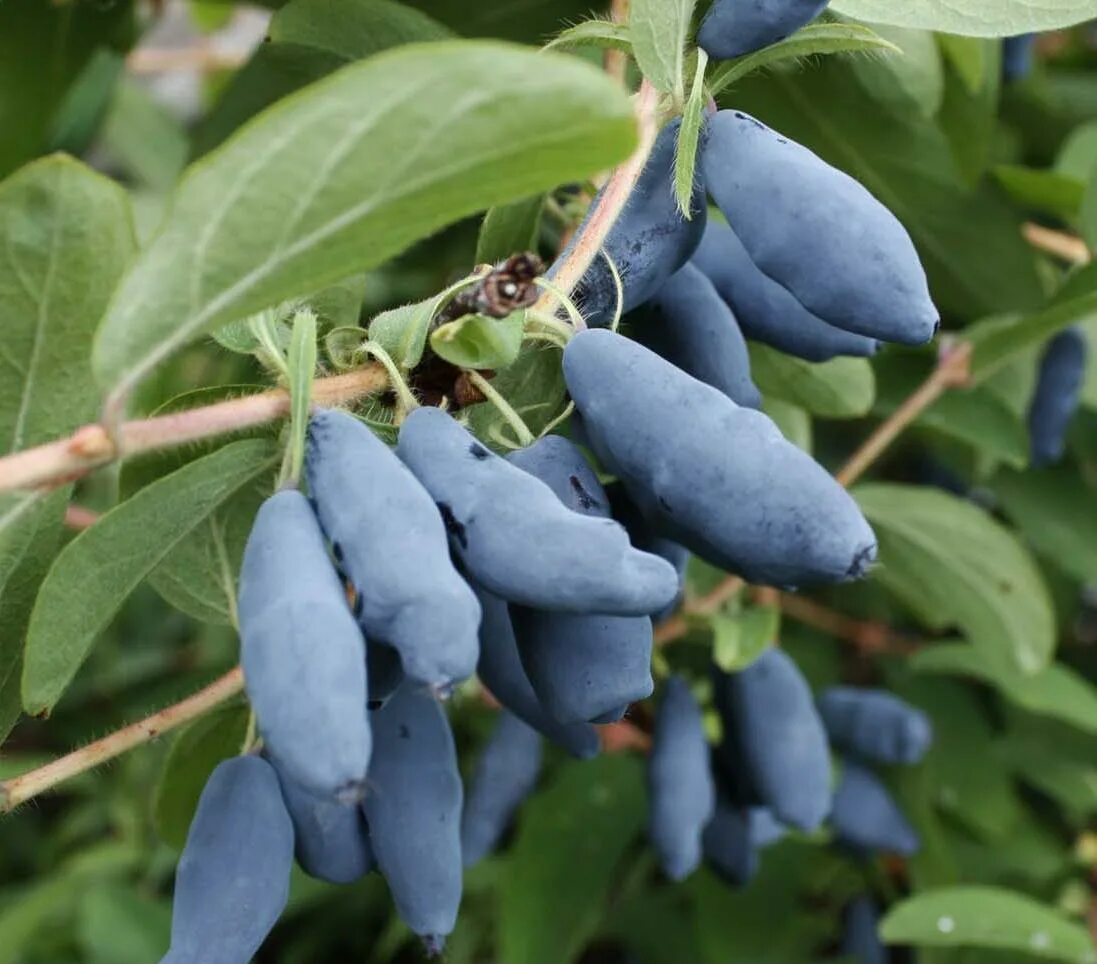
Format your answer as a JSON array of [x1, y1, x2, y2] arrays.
[[92, 42, 638, 398], [992, 467, 1097, 584], [467, 344, 567, 441], [936, 38, 1000, 184], [269, 0, 451, 56], [430, 312, 525, 370], [711, 608, 778, 672], [629, 0, 695, 99], [872, 352, 1028, 467], [500, 755, 645, 964], [880, 886, 1096, 961], [0, 155, 134, 741], [993, 165, 1086, 220], [78, 886, 171, 964], [937, 34, 988, 94], [831, 0, 1097, 36], [0, 1, 134, 178], [855, 484, 1055, 675], [761, 398, 812, 452], [476, 196, 544, 265], [22, 439, 279, 716], [48, 48, 125, 158], [154, 703, 251, 850], [368, 298, 436, 371], [97, 76, 187, 190], [708, 22, 900, 97], [1081, 167, 1097, 253], [748, 343, 875, 418], [543, 18, 634, 54], [849, 23, 943, 119], [674, 50, 708, 218], [0, 493, 45, 599], [912, 642, 1097, 736]]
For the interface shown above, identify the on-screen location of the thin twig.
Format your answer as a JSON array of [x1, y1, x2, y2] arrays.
[[126, 46, 249, 75], [0, 365, 388, 495], [536, 79, 661, 317], [835, 340, 972, 488], [767, 590, 919, 656], [603, 0, 630, 85], [1022, 222, 1091, 266], [0, 668, 244, 813]]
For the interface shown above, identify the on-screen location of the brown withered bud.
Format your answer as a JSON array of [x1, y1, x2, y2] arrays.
[[453, 370, 494, 408]]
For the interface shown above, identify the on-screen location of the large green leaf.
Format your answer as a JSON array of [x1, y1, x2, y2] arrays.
[[499, 755, 645, 964], [748, 344, 875, 418], [832, 0, 1097, 36], [0, 156, 135, 742], [475, 196, 544, 265], [629, 0, 695, 98], [269, 0, 451, 55], [93, 42, 637, 400], [22, 439, 278, 716], [0, 2, 134, 178], [730, 58, 1043, 320], [912, 642, 1097, 736], [856, 484, 1055, 675], [880, 886, 1096, 961]]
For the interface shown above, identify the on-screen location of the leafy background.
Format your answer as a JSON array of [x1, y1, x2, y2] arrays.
[[1, 0, 1097, 961]]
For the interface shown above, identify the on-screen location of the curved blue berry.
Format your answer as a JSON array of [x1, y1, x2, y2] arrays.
[[702, 111, 938, 346], [363, 682, 463, 949], [647, 676, 716, 880], [560, 119, 707, 327], [629, 263, 762, 409], [472, 580, 601, 759], [691, 221, 879, 362], [841, 896, 887, 964], [162, 756, 293, 964], [306, 408, 481, 687], [397, 407, 679, 615], [702, 795, 758, 887], [1003, 34, 1037, 82], [272, 760, 374, 884], [749, 807, 787, 849], [817, 687, 933, 766], [698, 0, 829, 59], [564, 329, 877, 588], [712, 649, 832, 831], [238, 490, 370, 800], [508, 436, 655, 722], [461, 711, 543, 867], [831, 760, 920, 857], [1028, 326, 1088, 467]]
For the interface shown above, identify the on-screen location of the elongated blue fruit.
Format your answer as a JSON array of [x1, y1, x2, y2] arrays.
[[1028, 326, 1087, 467], [842, 896, 887, 964], [162, 756, 293, 964], [629, 263, 762, 408], [564, 329, 877, 588], [561, 119, 706, 327], [508, 436, 655, 722], [702, 795, 758, 886], [461, 711, 543, 867], [749, 807, 787, 849], [702, 111, 939, 346], [698, 0, 829, 59], [273, 761, 374, 884], [306, 409, 480, 687], [817, 687, 933, 766], [1003, 34, 1036, 82], [472, 581, 600, 759], [397, 407, 678, 614], [363, 682, 463, 951], [712, 649, 832, 831], [691, 221, 879, 362], [239, 490, 370, 800], [831, 761, 920, 857], [647, 676, 716, 880]]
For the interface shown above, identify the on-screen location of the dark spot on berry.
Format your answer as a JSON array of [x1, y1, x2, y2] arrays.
[[658, 496, 672, 514], [469, 443, 490, 460], [569, 475, 601, 511], [436, 502, 468, 549], [398, 724, 411, 740], [332, 542, 343, 562]]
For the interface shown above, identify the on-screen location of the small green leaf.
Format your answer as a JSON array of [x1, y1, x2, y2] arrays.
[[78, 886, 171, 964], [711, 607, 778, 672], [92, 42, 638, 400], [629, 0, 695, 100], [284, 308, 318, 486], [674, 50, 708, 219], [749, 343, 875, 418], [912, 642, 1097, 736], [430, 312, 525, 370], [849, 23, 943, 119], [368, 298, 436, 371], [98, 76, 188, 190], [856, 484, 1055, 675], [467, 343, 567, 441], [993, 165, 1086, 220], [269, 0, 451, 56], [500, 755, 645, 964], [880, 886, 1096, 961], [708, 22, 899, 97], [761, 398, 813, 453], [831, 0, 1097, 37], [544, 18, 633, 54], [22, 439, 279, 715], [476, 196, 544, 266], [153, 703, 250, 850]]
